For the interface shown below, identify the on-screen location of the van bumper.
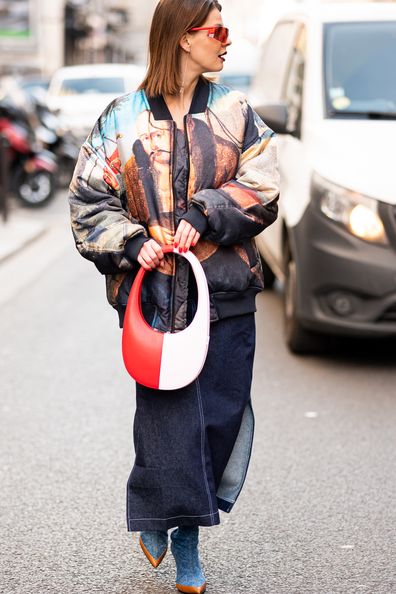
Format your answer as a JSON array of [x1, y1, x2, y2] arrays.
[[291, 201, 396, 337]]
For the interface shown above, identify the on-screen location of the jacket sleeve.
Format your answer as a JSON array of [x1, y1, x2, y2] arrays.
[[68, 102, 148, 274], [184, 98, 280, 245]]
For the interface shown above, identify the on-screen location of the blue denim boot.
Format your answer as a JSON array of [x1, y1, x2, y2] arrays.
[[139, 530, 168, 568], [170, 526, 206, 594]]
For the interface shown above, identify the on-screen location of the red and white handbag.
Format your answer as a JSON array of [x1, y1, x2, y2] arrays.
[[122, 244, 210, 390]]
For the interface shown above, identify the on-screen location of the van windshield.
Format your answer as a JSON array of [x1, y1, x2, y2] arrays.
[[324, 21, 396, 117]]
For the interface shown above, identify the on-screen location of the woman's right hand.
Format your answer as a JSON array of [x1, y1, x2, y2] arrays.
[[137, 239, 165, 271]]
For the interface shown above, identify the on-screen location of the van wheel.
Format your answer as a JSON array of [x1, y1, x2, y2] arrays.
[[260, 255, 276, 289], [284, 247, 320, 354]]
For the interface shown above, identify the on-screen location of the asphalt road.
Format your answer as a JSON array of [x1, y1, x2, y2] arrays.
[[1, 191, 395, 594]]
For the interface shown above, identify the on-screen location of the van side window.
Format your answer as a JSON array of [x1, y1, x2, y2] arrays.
[[283, 24, 306, 137], [253, 21, 300, 103]]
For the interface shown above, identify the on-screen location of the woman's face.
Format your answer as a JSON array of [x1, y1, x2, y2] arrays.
[[187, 8, 231, 74]]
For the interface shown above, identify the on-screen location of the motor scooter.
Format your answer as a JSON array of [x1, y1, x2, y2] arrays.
[[0, 98, 57, 207], [31, 93, 80, 188]]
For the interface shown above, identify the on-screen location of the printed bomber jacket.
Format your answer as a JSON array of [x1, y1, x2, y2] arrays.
[[69, 77, 280, 331]]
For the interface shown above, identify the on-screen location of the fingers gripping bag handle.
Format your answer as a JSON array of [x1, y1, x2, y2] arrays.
[[122, 244, 210, 390]]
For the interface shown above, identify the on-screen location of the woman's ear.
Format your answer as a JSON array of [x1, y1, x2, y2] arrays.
[[179, 34, 191, 53]]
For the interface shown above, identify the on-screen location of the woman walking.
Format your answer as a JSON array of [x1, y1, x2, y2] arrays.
[[69, 0, 280, 592]]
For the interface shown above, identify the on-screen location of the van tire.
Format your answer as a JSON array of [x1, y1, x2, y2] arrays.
[[260, 255, 276, 289], [283, 244, 320, 354]]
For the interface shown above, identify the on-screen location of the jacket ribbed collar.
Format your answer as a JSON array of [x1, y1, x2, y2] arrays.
[[146, 76, 210, 121]]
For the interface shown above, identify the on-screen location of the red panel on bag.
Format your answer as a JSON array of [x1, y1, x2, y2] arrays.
[[122, 265, 164, 389]]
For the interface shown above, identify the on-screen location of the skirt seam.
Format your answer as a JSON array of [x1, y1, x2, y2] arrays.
[[195, 378, 215, 519]]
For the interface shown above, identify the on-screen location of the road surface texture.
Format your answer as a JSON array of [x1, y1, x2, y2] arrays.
[[1, 191, 395, 594]]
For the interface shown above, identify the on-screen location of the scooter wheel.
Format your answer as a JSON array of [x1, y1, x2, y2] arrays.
[[16, 170, 56, 207]]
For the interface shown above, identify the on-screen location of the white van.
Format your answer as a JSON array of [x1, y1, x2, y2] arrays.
[[251, 2, 396, 353], [218, 38, 259, 94]]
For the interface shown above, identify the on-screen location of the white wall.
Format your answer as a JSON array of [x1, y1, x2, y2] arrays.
[[38, 0, 65, 75]]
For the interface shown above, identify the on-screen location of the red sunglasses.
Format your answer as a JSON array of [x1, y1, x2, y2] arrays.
[[188, 26, 229, 44]]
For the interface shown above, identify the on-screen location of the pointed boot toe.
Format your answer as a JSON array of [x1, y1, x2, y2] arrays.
[[139, 530, 168, 568], [175, 581, 207, 594], [171, 527, 206, 594]]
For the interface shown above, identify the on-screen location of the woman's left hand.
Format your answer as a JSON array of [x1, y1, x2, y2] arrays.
[[174, 220, 200, 253]]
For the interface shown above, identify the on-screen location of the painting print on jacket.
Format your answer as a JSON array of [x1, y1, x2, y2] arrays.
[[69, 78, 280, 331]]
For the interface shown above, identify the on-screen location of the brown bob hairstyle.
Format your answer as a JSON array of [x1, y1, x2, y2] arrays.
[[138, 0, 222, 98]]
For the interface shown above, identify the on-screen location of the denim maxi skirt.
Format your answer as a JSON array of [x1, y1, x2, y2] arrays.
[[126, 312, 256, 532]]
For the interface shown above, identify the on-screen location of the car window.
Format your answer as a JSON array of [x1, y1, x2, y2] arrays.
[[252, 21, 300, 103], [21, 80, 50, 93], [219, 74, 252, 94], [56, 77, 126, 96], [283, 24, 306, 136], [324, 21, 396, 116]]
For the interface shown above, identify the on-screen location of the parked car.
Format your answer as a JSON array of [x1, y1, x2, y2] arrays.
[[46, 63, 146, 142], [251, 2, 396, 353], [19, 75, 51, 98]]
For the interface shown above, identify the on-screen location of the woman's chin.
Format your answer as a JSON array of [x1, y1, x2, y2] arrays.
[[209, 61, 224, 73]]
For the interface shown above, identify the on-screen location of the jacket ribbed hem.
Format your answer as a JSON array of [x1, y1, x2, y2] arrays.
[[211, 288, 260, 320], [115, 287, 260, 328]]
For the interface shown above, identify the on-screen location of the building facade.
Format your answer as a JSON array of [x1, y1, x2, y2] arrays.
[[0, 0, 157, 76], [0, 0, 388, 77]]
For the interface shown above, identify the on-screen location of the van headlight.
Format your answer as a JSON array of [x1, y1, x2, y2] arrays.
[[312, 172, 388, 245]]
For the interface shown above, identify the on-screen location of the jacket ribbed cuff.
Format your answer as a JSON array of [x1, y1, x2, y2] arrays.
[[181, 204, 209, 236], [124, 234, 149, 263]]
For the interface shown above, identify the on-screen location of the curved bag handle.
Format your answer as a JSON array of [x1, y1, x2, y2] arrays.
[[122, 244, 210, 390]]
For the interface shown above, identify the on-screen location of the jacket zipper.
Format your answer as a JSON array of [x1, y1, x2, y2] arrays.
[[183, 114, 191, 200], [181, 114, 191, 329], [183, 114, 190, 210], [170, 115, 191, 333], [170, 121, 178, 333]]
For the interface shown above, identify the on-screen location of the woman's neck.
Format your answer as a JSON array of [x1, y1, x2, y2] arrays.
[[164, 78, 198, 112], [164, 52, 201, 112]]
